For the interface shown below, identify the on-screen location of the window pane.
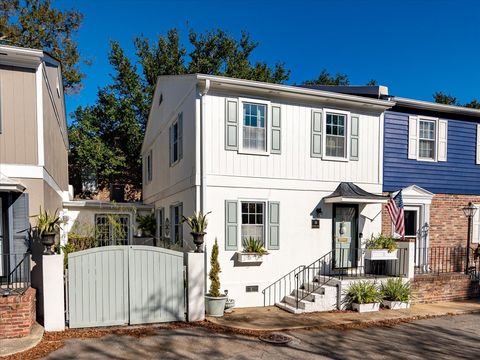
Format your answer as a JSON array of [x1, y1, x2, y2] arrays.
[[242, 214, 248, 224], [419, 139, 435, 159], [404, 210, 417, 237]]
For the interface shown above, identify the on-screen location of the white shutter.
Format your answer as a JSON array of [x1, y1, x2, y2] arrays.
[[476, 124, 480, 165], [437, 119, 448, 162], [408, 115, 418, 159]]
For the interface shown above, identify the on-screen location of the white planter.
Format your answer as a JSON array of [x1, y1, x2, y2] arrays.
[[383, 300, 410, 310], [352, 302, 380, 313], [365, 249, 398, 260], [237, 252, 265, 263]]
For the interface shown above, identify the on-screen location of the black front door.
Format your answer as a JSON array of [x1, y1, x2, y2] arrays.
[[333, 204, 358, 268]]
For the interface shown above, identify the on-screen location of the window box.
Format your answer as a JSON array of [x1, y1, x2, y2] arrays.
[[365, 249, 398, 261], [236, 252, 268, 263], [352, 302, 380, 313]]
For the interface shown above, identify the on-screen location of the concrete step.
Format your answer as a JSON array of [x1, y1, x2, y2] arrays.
[[283, 295, 316, 311], [275, 301, 304, 314]]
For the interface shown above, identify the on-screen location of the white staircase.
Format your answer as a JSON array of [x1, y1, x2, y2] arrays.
[[275, 281, 338, 314]]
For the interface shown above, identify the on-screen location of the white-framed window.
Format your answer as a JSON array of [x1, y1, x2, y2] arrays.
[[241, 201, 265, 245], [472, 204, 480, 244], [239, 98, 270, 155], [95, 213, 131, 246], [323, 109, 350, 160], [404, 209, 418, 238], [169, 113, 183, 166], [418, 119, 436, 160]]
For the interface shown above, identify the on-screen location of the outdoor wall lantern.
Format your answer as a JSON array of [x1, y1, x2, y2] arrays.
[[315, 207, 322, 218], [462, 202, 477, 274]]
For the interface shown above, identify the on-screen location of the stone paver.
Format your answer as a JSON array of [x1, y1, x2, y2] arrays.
[[208, 300, 480, 331], [42, 314, 480, 359]]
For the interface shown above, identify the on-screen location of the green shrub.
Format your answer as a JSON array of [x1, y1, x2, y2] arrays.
[[137, 213, 156, 236], [365, 234, 398, 252], [242, 237, 267, 254], [381, 278, 411, 302], [208, 238, 222, 297], [344, 281, 382, 305]]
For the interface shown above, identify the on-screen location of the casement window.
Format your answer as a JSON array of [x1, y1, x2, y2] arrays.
[[242, 103, 267, 152], [169, 113, 183, 166], [145, 150, 152, 183], [408, 116, 447, 162], [95, 214, 130, 246], [170, 203, 183, 246], [156, 207, 165, 240], [241, 202, 265, 245], [325, 112, 347, 158], [225, 98, 281, 155], [225, 200, 280, 251]]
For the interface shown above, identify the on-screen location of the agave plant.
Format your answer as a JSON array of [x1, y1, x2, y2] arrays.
[[381, 278, 411, 302], [242, 237, 267, 255], [182, 211, 211, 234], [343, 281, 382, 305], [36, 207, 63, 236]]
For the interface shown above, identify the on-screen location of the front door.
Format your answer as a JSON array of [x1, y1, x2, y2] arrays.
[[333, 204, 358, 268]]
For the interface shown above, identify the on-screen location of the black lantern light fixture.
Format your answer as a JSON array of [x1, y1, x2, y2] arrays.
[[462, 202, 477, 274]]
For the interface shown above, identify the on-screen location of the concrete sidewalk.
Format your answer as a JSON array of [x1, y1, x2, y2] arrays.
[[207, 300, 480, 331], [0, 323, 44, 357]]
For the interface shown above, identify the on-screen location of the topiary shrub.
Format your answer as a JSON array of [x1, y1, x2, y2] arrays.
[[208, 238, 222, 297]]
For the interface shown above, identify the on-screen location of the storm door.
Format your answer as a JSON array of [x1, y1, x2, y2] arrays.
[[333, 204, 358, 268]]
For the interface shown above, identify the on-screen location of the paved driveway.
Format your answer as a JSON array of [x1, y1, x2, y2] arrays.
[[44, 314, 480, 359]]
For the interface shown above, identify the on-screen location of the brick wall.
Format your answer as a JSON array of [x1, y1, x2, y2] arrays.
[[412, 273, 480, 304], [381, 193, 480, 247], [0, 287, 36, 338]]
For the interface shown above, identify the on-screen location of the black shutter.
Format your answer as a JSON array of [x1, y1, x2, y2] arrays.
[[10, 193, 30, 254]]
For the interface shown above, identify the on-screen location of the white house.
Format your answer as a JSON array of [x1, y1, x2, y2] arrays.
[[141, 74, 395, 308]]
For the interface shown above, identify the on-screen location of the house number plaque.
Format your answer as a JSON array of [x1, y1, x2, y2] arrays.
[[311, 219, 320, 229]]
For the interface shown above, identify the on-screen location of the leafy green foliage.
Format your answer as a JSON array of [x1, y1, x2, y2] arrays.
[[381, 278, 411, 302], [344, 281, 382, 305], [35, 207, 62, 235], [433, 91, 460, 106], [242, 237, 267, 254], [61, 234, 96, 268], [208, 238, 222, 297], [303, 69, 350, 86], [137, 213, 156, 236], [365, 234, 398, 252], [0, 0, 85, 92], [69, 28, 289, 194], [182, 211, 211, 234]]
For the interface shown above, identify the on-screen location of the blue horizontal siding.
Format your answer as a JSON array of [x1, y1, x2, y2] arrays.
[[383, 111, 480, 195]]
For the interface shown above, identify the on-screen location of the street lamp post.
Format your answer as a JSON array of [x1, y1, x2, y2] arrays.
[[462, 202, 477, 274]]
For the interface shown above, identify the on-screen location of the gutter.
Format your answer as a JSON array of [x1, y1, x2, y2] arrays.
[[393, 97, 480, 117]]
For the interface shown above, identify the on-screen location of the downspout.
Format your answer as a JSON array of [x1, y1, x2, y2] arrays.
[[199, 79, 210, 296]]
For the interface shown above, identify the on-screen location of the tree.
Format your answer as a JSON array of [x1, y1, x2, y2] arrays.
[[69, 28, 290, 195], [0, 0, 85, 92], [366, 79, 378, 86], [465, 99, 480, 109], [433, 91, 460, 106], [303, 69, 350, 86]]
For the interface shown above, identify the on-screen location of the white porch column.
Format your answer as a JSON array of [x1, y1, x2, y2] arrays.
[[42, 254, 65, 331], [185, 252, 205, 322]]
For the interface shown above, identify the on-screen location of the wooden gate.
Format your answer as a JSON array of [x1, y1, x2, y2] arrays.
[[68, 245, 184, 328]]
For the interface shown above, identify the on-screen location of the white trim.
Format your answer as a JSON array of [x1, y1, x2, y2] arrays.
[[322, 108, 350, 162], [417, 116, 438, 162], [36, 63, 45, 166], [324, 196, 387, 204], [238, 97, 271, 156], [394, 96, 480, 116]]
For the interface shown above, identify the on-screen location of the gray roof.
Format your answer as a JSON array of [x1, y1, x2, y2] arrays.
[[324, 182, 387, 201]]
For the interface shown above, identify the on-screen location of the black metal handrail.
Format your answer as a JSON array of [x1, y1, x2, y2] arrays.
[[415, 246, 467, 275], [262, 265, 305, 306], [0, 253, 31, 295]]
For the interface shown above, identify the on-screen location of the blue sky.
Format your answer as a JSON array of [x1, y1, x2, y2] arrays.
[[61, 0, 480, 118]]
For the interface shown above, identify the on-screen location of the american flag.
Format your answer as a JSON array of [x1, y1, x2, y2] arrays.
[[386, 190, 405, 238]]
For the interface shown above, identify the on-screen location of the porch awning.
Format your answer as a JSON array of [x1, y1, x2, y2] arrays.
[[324, 182, 388, 204], [0, 173, 26, 193]]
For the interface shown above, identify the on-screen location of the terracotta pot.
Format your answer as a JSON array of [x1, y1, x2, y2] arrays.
[[191, 232, 206, 253]]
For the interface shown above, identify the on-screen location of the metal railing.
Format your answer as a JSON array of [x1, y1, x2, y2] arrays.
[[294, 247, 408, 309], [262, 265, 305, 306], [0, 253, 31, 295]]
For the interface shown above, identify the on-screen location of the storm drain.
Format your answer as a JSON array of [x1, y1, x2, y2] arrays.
[[259, 333, 293, 345]]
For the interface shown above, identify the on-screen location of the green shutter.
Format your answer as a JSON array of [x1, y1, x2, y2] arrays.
[[311, 110, 322, 158], [169, 125, 174, 166], [225, 200, 238, 250], [156, 207, 165, 240], [271, 106, 281, 154], [225, 99, 238, 151], [350, 115, 359, 161], [178, 113, 183, 160], [9, 193, 30, 254], [178, 203, 183, 246], [268, 202, 280, 250]]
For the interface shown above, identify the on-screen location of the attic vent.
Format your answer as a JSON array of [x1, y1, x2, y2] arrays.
[[246, 285, 259, 293], [158, 93, 163, 106]]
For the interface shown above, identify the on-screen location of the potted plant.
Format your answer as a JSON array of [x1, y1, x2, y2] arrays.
[[344, 280, 382, 313], [205, 238, 227, 317], [237, 237, 268, 263], [182, 211, 211, 253], [381, 278, 412, 309], [364, 234, 398, 260], [136, 213, 156, 237], [36, 207, 63, 255]]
